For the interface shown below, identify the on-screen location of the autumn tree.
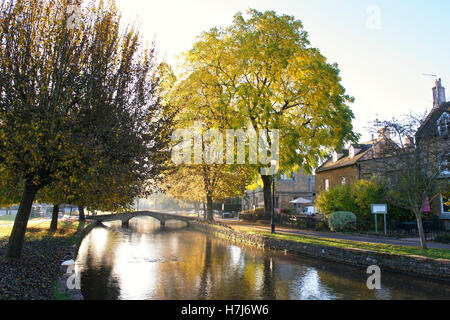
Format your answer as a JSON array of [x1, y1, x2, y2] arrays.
[[178, 9, 357, 217], [0, 0, 173, 258], [161, 164, 254, 221]]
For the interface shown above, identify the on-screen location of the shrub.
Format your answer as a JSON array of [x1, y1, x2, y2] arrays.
[[315, 178, 415, 231], [239, 208, 266, 222], [314, 221, 330, 232], [328, 211, 357, 232], [240, 208, 296, 223], [315, 183, 357, 216], [434, 233, 450, 244], [295, 217, 317, 229], [280, 208, 297, 216]]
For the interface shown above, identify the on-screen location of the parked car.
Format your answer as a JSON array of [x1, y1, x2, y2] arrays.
[[302, 206, 317, 216]]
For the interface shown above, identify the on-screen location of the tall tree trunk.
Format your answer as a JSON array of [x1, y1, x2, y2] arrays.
[[415, 211, 428, 250], [206, 195, 214, 221], [6, 183, 38, 259], [50, 204, 60, 231], [78, 206, 86, 222], [261, 175, 273, 218], [203, 202, 206, 220]]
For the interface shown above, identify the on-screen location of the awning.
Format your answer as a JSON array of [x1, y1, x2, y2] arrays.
[[289, 198, 312, 204]]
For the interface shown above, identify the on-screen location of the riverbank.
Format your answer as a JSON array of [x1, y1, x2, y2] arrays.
[[191, 221, 450, 282], [0, 221, 80, 300], [219, 219, 450, 250]]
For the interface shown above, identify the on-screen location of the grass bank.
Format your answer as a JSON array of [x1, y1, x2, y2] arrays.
[[233, 226, 450, 260], [0, 221, 80, 300]]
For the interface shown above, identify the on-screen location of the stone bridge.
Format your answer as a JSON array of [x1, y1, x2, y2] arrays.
[[86, 211, 195, 228]]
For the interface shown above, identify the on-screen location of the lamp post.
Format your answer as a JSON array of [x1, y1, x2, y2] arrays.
[[270, 160, 277, 234]]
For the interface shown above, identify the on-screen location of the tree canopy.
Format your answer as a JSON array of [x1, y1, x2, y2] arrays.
[[161, 164, 254, 220], [175, 9, 357, 216]]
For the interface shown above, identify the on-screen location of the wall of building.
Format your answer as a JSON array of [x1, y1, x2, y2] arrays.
[[242, 169, 315, 211], [315, 165, 358, 195], [276, 170, 314, 209]]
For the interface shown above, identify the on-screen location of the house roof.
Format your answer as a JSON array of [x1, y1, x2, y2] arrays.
[[316, 143, 374, 173], [416, 102, 450, 139]]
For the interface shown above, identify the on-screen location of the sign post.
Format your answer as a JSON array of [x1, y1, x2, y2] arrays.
[[371, 204, 388, 235]]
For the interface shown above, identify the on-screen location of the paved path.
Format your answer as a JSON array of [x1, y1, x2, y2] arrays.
[[218, 219, 450, 250]]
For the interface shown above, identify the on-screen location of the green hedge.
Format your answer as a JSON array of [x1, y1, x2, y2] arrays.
[[434, 233, 450, 244], [239, 208, 294, 223], [316, 179, 414, 231], [239, 208, 267, 222]]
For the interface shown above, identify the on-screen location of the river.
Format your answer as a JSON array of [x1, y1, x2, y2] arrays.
[[75, 218, 450, 300]]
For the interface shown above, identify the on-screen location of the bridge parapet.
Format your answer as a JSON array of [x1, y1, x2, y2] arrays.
[[86, 211, 194, 228]]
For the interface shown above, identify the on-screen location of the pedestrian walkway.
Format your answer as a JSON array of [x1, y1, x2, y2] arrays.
[[219, 219, 450, 250]]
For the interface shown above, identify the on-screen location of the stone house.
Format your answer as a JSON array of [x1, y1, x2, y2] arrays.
[[415, 79, 449, 224], [242, 169, 315, 212], [316, 78, 449, 227], [315, 128, 395, 194]]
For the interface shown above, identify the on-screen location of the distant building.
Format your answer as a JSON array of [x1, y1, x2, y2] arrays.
[[242, 169, 315, 212]]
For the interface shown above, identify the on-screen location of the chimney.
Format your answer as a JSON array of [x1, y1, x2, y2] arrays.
[[433, 78, 446, 107], [379, 126, 390, 140], [404, 136, 414, 147]]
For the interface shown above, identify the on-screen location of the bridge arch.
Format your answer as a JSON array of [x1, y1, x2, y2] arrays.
[[123, 215, 164, 228]]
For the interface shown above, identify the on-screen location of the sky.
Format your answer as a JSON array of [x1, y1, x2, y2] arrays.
[[115, 0, 450, 142]]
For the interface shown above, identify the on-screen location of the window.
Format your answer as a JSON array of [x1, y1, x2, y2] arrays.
[[324, 179, 330, 191], [438, 153, 450, 176], [441, 193, 450, 215], [437, 112, 449, 136], [340, 177, 347, 185]]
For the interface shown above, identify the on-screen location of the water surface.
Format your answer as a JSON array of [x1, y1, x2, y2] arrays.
[[75, 218, 450, 300]]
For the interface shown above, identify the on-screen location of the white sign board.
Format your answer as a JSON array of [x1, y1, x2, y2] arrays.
[[371, 204, 387, 215]]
